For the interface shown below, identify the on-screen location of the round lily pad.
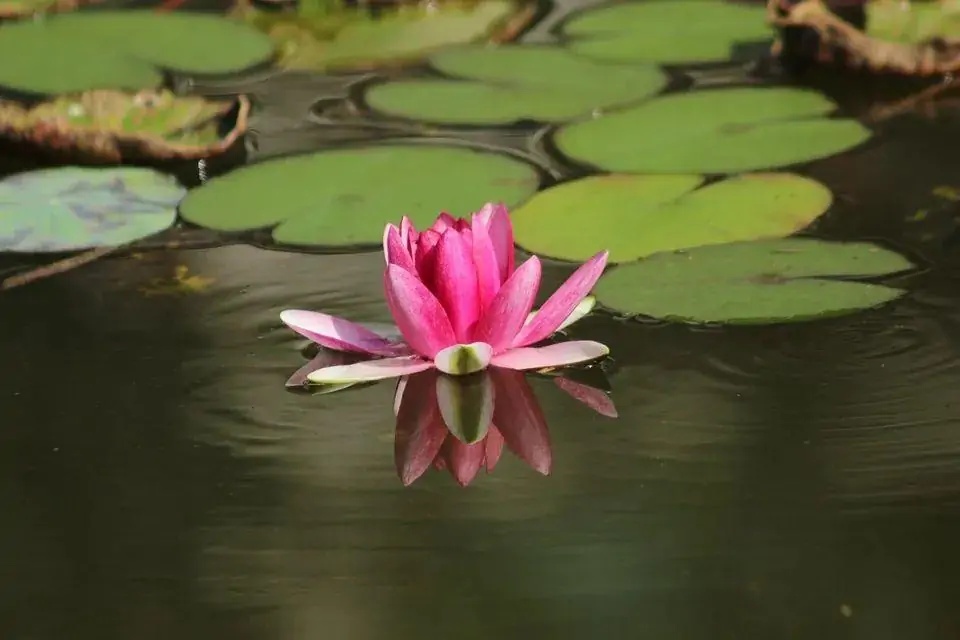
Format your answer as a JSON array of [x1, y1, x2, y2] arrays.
[[560, 0, 772, 64], [554, 87, 872, 174], [0, 11, 274, 94], [0, 167, 184, 252], [365, 45, 667, 125], [511, 173, 833, 263], [178, 145, 540, 247], [594, 238, 914, 324], [867, 1, 960, 43]]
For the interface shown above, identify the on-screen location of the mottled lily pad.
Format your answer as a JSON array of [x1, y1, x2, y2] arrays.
[[867, 0, 960, 43], [178, 144, 540, 247], [0, 90, 250, 163], [511, 173, 833, 263], [365, 45, 667, 125], [555, 87, 872, 174], [0, 167, 184, 252], [561, 0, 771, 64], [240, 0, 524, 71], [594, 238, 914, 324], [0, 11, 274, 94]]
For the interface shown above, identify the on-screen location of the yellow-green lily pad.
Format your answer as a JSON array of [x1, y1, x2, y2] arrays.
[[867, 0, 960, 43]]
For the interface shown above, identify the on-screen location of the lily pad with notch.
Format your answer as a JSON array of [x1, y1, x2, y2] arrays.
[[594, 238, 914, 324], [178, 144, 540, 248], [0, 166, 184, 252], [0, 89, 250, 163], [511, 172, 833, 263], [365, 44, 668, 125], [554, 87, 872, 174]]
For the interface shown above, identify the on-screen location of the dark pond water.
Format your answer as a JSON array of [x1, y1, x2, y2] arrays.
[[4, 2, 960, 638]]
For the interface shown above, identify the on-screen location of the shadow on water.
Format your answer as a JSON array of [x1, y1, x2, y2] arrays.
[[4, 1, 960, 638]]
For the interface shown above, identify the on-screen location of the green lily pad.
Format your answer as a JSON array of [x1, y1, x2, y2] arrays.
[[0, 0, 101, 18], [867, 0, 960, 43], [241, 0, 521, 71], [594, 238, 914, 324], [178, 144, 540, 247], [561, 0, 772, 64], [0, 89, 249, 163], [365, 45, 667, 125], [554, 87, 872, 174], [0, 167, 184, 252], [0, 11, 274, 95], [511, 173, 833, 263]]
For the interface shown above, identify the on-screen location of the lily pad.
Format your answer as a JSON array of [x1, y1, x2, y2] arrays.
[[0, 0, 101, 18], [867, 0, 960, 43], [511, 173, 833, 263], [0, 11, 274, 94], [560, 0, 772, 64], [554, 87, 872, 174], [0, 167, 184, 252], [241, 0, 523, 71], [365, 45, 668, 125], [178, 144, 540, 247], [0, 89, 250, 163], [594, 238, 914, 324]]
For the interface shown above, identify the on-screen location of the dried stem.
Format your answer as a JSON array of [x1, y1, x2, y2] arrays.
[[1, 246, 118, 292]]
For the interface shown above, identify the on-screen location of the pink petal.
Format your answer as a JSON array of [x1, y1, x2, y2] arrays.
[[484, 426, 504, 472], [307, 356, 433, 384], [490, 369, 551, 475], [491, 341, 609, 370], [441, 438, 485, 486], [471, 212, 501, 311], [474, 203, 514, 283], [395, 370, 448, 486], [280, 309, 404, 356], [400, 216, 418, 250], [434, 342, 493, 376], [383, 224, 415, 271], [512, 251, 608, 348], [472, 256, 542, 353], [433, 229, 480, 342], [285, 350, 362, 388], [552, 377, 618, 418], [384, 265, 458, 359], [414, 229, 441, 288], [431, 212, 457, 233]]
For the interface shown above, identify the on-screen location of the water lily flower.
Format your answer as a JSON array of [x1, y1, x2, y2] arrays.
[[281, 204, 610, 384]]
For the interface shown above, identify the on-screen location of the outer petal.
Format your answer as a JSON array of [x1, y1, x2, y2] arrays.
[[474, 203, 514, 282], [471, 212, 501, 311], [384, 265, 458, 359], [414, 229, 441, 289], [433, 229, 480, 342], [512, 251, 608, 348], [395, 370, 448, 486], [524, 296, 596, 335], [472, 256, 542, 353], [430, 212, 457, 233], [491, 341, 609, 370], [383, 224, 415, 271], [307, 356, 433, 384], [285, 350, 362, 388], [280, 309, 404, 356], [400, 216, 418, 251], [552, 376, 619, 418], [490, 368, 551, 475], [434, 342, 493, 376]]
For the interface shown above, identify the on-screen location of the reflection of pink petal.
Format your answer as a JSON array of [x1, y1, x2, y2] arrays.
[[395, 371, 447, 486], [384, 265, 457, 359], [441, 437, 485, 486], [280, 310, 403, 356], [473, 256, 541, 353], [491, 341, 609, 371], [307, 356, 433, 384], [484, 426, 505, 472], [512, 251, 608, 348], [552, 377, 618, 418], [490, 369, 552, 475]]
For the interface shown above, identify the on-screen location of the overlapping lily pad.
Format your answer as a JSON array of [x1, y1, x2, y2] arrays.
[[555, 87, 872, 174], [0, 11, 274, 94], [0, 90, 249, 163], [867, 1, 960, 43], [594, 239, 914, 324], [0, 0, 100, 18], [365, 45, 667, 125], [511, 173, 833, 263], [178, 145, 540, 247], [0, 167, 184, 252], [560, 0, 771, 64], [240, 0, 522, 71]]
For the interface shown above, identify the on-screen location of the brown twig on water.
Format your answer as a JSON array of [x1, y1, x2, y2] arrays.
[[866, 74, 960, 122], [0, 246, 118, 292]]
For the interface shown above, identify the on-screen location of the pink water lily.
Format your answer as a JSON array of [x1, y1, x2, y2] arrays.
[[281, 203, 609, 384]]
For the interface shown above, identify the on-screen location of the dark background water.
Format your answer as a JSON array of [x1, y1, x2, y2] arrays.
[[3, 1, 960, 638]]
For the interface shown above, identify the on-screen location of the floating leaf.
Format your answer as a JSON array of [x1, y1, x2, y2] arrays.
[[867, 0, 960, 43], [178, 145, 540, 247], [555, 87, 872, 174], [0, 90, 249, 163], [241, 0, 523, 71], [365, 45, 667, 125], [560, 0, 771, 64], [0, 0, 101, 18], [0, 11, 274, 94], [511, 173, 832, 263], [594, 239, 914, 324], [0, 167, 183, 252]]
